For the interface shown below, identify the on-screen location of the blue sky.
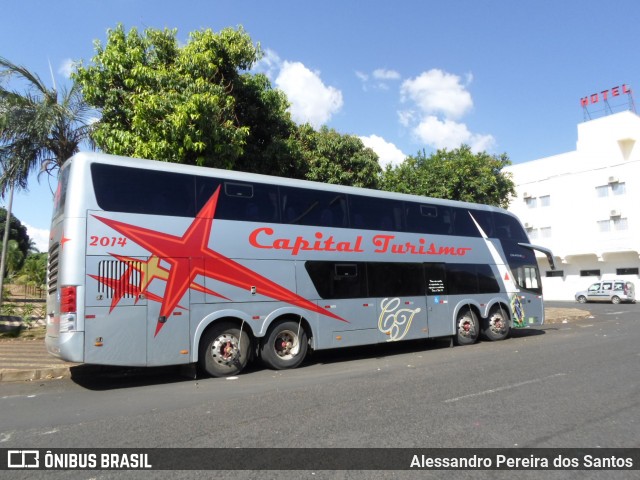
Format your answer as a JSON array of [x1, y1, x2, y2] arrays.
[[2, 0, 639, 252]]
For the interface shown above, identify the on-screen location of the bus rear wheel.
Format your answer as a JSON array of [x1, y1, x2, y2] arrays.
[[199, 322, 250, 377], [260, 320, 308, 370], [455, 308, 479, 346], [482, 306, 510, 341]]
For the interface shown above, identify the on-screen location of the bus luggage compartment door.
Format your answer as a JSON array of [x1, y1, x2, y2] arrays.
[[145, 257, 192, 366], [84, 256, 148, 366]]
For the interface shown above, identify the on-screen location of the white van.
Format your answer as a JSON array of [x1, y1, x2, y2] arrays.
[[575, 280, 636, 304]]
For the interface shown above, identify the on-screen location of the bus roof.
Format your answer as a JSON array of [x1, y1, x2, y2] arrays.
[[65, 151, 511, 216]]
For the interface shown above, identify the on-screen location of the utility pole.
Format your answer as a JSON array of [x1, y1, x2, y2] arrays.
[[0, 182, 14, 309]]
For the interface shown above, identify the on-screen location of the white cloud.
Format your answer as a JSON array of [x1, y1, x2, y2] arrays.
[[25, 224, 49, 253], [253, 48, 282, 80], [355, 71, 369, 82], [276, 61, 343, 128], [360, 134, 407, 168], [356, 68, 401, 91], [373, 69, 400, 81], [400, 69, 473, 120], [58, 58, 75, 78], [413, 116, 495, 152], [398, 68, 494, 152]]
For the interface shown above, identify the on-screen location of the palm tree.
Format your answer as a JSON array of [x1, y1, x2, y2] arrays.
[[0, 55, 94, 305], [0, 56, 94, 194]]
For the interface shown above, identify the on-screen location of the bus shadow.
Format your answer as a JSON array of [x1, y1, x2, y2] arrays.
[[509, 328, 547, 338], [70, 331, 546, 390], [305, 330, 546, 367], [306, 337, 453, 366], [70, 364, 192, 390]]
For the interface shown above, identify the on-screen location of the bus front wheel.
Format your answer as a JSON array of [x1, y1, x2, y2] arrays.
[[199, 322, 250, 377], [455, 309, 479, 346], [260, 320, 308, 370]]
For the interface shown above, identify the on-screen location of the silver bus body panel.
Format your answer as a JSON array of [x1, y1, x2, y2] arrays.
[[46, 152, 550, 368]]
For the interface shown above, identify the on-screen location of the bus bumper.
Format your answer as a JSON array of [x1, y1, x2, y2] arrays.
[[46, 331, 85, 363]]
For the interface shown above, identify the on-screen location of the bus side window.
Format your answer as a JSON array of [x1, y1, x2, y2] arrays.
[[280, 187, 347, 228], [305, 262, 366, 299], [200, 180, 279, 223], [349, 195, 403, 231]]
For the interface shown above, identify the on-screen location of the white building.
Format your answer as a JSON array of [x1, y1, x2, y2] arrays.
[[506, 110, 640, 301]]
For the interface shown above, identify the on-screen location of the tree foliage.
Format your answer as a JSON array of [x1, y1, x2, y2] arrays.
[[16, 252, 47, 290], [380, 145, 515, 208], [298, 125, 381, 189], [0, 56, 93, 195], [74, 25, 303, 176], [0, 208, 30, 273]]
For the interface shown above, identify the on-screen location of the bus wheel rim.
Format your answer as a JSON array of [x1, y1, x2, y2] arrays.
[[211, 333, 240, 365], [489, 313, 506, 335], [273, 330, 299, 360], [458, 316, 476, 338]]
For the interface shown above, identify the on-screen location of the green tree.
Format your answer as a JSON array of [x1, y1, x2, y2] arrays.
[[380, 145, 515, 208], [0, 207, 30, 271], [75, 25, 303, 176], [0, 56, 93, 194], [4, 239, 23, 279], [16, 252, 47, 293], [299, 126, 381, 189]]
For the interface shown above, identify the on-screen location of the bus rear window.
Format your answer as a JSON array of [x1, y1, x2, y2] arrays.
[[52, 165, 70, 219]]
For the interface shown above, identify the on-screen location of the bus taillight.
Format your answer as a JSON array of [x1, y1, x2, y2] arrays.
[[60, 286, 77, 313]]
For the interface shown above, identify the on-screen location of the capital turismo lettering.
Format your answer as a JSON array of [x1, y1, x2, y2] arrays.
[[248, 227, 472, 257]]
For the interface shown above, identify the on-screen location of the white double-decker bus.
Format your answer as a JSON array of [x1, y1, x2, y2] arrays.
[[46, 152, 555, 377]]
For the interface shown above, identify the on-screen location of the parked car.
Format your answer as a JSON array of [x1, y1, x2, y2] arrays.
[[575, 280, 636, 304]]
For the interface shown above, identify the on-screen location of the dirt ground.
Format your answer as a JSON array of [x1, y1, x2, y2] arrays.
[[544, 307, 591, 324]]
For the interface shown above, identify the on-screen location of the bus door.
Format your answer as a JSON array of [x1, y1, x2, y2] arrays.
[[145, 257, 192, 366], [84, 255, 148, 366], [510, 264, 544, 327], [424, 263, 452, 338], [368, 263, 428, 343]]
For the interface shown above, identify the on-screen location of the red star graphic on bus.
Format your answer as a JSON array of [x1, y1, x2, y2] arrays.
[[88, 264, 167, 313], [93, 186, 347, 336]]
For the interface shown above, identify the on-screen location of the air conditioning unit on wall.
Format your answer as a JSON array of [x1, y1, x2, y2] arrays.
[[608, 176, 619, 184], [610, 209, 621, 217]]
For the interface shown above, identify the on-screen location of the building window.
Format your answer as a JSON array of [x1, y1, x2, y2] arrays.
[[525, 227, 538, 239], [597, 220, 610, 232], [617, 268, 639, 275], [596, 182, 626, 197], [539, 195, 551, 207], [611, 182, 626, 195], [546, 270, 564, 277], [598, 218, 628, 232], [525, 197, 537, 208], [580, 270, 600, 277], [613, 217, 628, 231]]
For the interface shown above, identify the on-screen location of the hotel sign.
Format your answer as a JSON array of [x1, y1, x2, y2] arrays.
[[580, 84, 631, 107]]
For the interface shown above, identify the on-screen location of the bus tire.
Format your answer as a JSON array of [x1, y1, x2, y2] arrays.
[[455, 308, 479, 346], [482, 306, 510, 341], [199, 322, 250, 377], [260, 320, 308, 370]]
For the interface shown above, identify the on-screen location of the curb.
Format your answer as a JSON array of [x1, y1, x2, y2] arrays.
[[0, 366, 72, 382]]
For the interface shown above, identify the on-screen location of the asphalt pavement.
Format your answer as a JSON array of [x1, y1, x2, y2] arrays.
[[0, 304, 591, 383]]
